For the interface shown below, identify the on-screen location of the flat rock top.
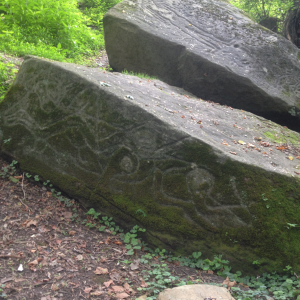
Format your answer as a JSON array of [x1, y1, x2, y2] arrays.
[[107, 0, 300, 106], [13, 56, 300, 178], [157, 284, 235, 300], [3, 56, 300, 178]]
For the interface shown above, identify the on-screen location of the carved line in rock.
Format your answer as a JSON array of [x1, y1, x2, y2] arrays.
[[117, 0, 300, 96], [108, 146, 252, 228]]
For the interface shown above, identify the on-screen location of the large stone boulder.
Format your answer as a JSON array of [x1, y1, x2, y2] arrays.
[[1, 56, 300, 273], [103, 0, 300, 131], [157, 285, 235, 300]]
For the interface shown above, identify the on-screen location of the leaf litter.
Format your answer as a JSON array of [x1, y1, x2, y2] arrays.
[[0, 157, 233, 299]]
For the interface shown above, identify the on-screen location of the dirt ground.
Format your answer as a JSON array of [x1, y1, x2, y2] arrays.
[[0, 156, 230, 300]]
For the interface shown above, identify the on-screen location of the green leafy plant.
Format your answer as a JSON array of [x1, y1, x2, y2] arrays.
[[136, 208, 147, 217], [286, 223, 299, 229], [85, 208, 123, 234], [0, 283, 6, 298], [3, 138, 11, 144], [86, 208, 101, 219], [0, 160, 18, 178], [0, 57, 17, 100], [121, 225, 146, 255], [122, 69, 158, 80], [0, 0, 104, 61], [139, 263, 180, 300], [78, 0, 121, 31]]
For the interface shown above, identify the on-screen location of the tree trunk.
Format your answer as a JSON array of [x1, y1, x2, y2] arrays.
[[283, 1, 300, 48]]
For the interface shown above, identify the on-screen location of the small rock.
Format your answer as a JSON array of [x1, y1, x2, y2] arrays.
[[157, 285, 235, 300]]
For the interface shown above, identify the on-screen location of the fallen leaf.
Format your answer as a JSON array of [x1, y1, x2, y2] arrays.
[[56, 239, 62, 245], [79, 242, 87, 248], [28, 257, 42, 267], [40, 258, 48, 266], [140, 281, 148, 288], [104, 279, 114, 288], [26, 219, 38, 227], [112, 286, 125, 293], [238, 140, 246, 145], [52, 225, 61, 232], [296, 156, 300, 159], [100, 257, 107, 263], [46, 191, 52, 198], [68, 281, 80, 288], [260, 141, 271, 147], [84, 287, 93, 294], [230, 151, 237, 155], [222, 276, 236, 290], [110, 269, 121, 282], [76, 255, 83, 261], [91, 290, 104, 296], [57, 252, 66, 258], [114, 241, 122, 245], [51, 284, 59, 291], [39, 225, 50, 232], [207, 270, 214, 274], [62, 212, 72, 219], [104, 237, 111, 244], [276, 146, 288, 151], [68, 231, 76, 236], [94, 267, 109, 275], [181, 115, 185, 118], [116, 292, 130, 299], [288, 156, 294, 161], [130, 259, 140, 271], [123, 282, 133, 293]]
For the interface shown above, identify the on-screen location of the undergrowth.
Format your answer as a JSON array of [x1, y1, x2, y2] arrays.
[[78, 0, 121, 31], [122, 69, 158, 80], [0, 0, 104, 61], [0, 56, 17, 100]]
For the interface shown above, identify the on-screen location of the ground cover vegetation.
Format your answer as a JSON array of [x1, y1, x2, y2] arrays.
[[0, 0, 300, 299]]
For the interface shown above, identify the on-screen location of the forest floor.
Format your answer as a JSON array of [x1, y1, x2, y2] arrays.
[[0, 157, 227, 300]]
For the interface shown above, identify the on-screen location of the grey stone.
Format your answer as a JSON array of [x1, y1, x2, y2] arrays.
[[1, 56, 300, 272], [157, 285, 235, 300], [103, 0, 300, 131]]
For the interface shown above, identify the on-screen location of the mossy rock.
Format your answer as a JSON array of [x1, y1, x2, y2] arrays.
[[1, 56, 300, 274]]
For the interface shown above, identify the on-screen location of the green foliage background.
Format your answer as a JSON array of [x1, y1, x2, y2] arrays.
[[0, 0, 120, 99], [230, 0, 295, 30], [0, 0, 119, 61]]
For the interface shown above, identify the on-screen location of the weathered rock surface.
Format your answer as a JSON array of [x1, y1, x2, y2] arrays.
[[103, 0, 300, 131], [157, 285, 235, 300], [1, 56, 300, 272]]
